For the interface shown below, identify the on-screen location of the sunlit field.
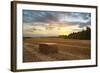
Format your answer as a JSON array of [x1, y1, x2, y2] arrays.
[[23, 37, 91, 62]]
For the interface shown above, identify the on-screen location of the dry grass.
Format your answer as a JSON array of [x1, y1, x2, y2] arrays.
[[23, 38, 91, 62]]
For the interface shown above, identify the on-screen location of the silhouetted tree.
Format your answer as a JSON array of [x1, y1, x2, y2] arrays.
[[65, 27, 91, 40]]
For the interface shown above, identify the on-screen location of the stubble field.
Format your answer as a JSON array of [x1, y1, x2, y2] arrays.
[[23, 38, 91, 62]]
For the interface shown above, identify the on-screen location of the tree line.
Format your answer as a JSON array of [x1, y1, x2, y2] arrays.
[[59, 27, 91, 40]]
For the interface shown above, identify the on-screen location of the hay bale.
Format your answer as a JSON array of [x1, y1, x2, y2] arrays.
[[39, 43, 58, 54]]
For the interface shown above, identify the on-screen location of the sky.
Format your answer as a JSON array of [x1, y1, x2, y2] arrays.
[[23, 10, 91, 37]]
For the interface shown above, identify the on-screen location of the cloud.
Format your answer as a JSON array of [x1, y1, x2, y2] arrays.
[[23, 10, 91, 37], [23, 10, 59, 23], [23, 22, 82, 37]]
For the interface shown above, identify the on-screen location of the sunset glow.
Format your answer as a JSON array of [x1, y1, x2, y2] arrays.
[[23, 10, 91, 37]]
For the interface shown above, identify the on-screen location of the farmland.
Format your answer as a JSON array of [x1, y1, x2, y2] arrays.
[[23, 37, 91, 62]]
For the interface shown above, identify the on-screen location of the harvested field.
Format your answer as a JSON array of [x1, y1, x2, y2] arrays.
[[23, 38, 91, 62]]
